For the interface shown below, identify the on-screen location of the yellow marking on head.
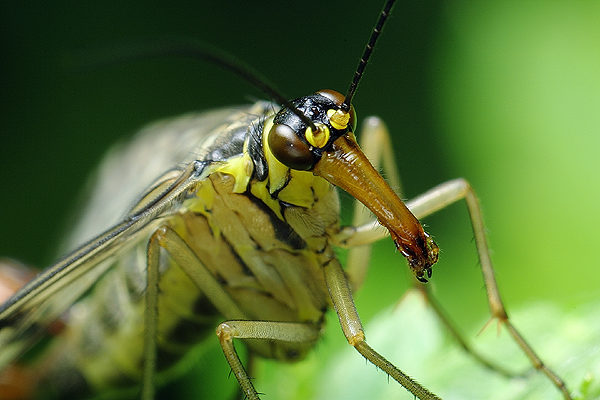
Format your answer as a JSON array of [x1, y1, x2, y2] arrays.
[[327, 109, 350, 130], [305, 123, 330, 148]]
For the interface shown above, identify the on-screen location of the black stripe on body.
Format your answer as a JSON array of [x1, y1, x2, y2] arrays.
[[248, 117, 269, 181], [243, 191, 306, 251]]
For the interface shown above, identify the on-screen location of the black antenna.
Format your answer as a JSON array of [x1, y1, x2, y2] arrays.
[[341, 0, 396, 112], [164, 40, 319, 131], [71, 38, 318, 131]]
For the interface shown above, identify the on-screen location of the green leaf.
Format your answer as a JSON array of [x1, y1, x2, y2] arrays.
[[256, 291, 599, 400]]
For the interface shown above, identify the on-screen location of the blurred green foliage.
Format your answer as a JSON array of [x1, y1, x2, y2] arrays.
[[259, 292, 600, 400], [1, 1, 598, 399]]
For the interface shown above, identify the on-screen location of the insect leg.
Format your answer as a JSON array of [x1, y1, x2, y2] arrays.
[[216, 320, 319, 400], [334, 118, 547, 383], [142, 225, 249, 399], [345, 117, 403, 290], [150, 226, 247, 319], [405, 177, 526, 378], [415, 283, 524, 378], [405, 178, 572, 399], [142, 229, 161, 400], [323, 257, 441, 400], [145, 226, 322, 399], [230, 352, 257, 400]]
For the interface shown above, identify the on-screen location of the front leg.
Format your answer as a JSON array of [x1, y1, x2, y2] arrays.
[[323, 257, 441, 400], [146, 225, 321, 400]]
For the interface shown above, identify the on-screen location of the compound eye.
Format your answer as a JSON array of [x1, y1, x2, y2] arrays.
[[316, 89, 345, 105], [268, 123, 314, 170]]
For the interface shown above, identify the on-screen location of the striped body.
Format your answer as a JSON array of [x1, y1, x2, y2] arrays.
[[21, 101, 340, 396]]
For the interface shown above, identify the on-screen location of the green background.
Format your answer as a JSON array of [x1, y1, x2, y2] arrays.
[[1, 1, 599, 399]]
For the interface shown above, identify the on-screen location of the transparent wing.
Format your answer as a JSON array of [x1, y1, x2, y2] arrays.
[[0, 161, 204, 367]]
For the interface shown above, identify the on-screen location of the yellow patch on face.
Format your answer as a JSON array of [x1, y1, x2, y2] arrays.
[[327, 109, 350, 131], [305, 123, 330, 148]]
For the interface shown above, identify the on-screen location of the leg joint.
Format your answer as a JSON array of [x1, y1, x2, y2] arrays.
[[216, 322, 237, 342], [348, 331, 365, 347]]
